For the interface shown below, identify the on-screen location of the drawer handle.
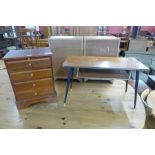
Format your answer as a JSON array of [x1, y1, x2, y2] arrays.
[[28, 63, 32, 66], [30, 73, 34, 77], [34, 92, 38, 96], [33, 83, 36, 87]]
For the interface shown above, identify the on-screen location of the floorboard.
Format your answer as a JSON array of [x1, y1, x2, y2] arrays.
[[0, 65, 146, 129]]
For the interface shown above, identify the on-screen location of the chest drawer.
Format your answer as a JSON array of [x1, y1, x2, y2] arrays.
[[10, 68, 52, 82], [13, 78, 53, 92], [15, 87, 53, 101], [5, 57, 51, 72]]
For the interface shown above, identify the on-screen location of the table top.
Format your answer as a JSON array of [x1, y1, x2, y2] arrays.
[[147, 90, 155, 116], [63, 56, 149, 71], [3, 47, 52, 60]]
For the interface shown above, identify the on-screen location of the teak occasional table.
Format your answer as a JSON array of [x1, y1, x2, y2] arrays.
[[63, 56, 149, 108]]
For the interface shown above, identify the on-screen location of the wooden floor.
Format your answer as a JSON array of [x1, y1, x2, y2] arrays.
[[0, 61, 146, 128]]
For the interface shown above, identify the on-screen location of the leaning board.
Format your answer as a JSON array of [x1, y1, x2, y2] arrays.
[[49, 36, 83, 79], [82, 36, 120, 80], [84, 36, 120, 56]]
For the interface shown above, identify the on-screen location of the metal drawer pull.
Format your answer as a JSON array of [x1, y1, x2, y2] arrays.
[[30, 73, 33, 77], [34, 92, 38, 96], [28, 63, 32, 66], [33, 83, 36, 87]]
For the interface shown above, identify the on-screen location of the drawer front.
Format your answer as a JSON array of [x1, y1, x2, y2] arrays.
[[6, 57, 51, 72], [15, 87, 53, 100], [10, 69, 52, 82], [13, 78, 53, 92]]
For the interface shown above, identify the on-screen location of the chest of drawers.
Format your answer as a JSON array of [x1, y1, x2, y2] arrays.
[[3, 47, 56, 109]]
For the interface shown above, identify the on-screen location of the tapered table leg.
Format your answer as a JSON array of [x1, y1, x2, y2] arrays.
[[125, 80, 128, 92], [134, 71, 139, 108], [64, 68, 74, 105], [125, 70, 130, 92], [70, 68, 74, 91]]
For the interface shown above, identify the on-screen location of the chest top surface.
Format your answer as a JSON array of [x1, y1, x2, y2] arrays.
[[3, 47, 52, 60]]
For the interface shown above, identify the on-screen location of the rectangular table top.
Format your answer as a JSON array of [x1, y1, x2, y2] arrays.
[[63, 56, 149, 71]]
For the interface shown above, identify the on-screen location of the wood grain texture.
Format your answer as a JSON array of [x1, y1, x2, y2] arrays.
[[0, 69, 146, 128], [15, 87, 53, 100], [3, 48, 56, 109], [3, 47, 52, 60], [63, 56, 149, 71], [10, 68, 52, 82], [13, 78, 53, 92], [5, 57, 51, 72]]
